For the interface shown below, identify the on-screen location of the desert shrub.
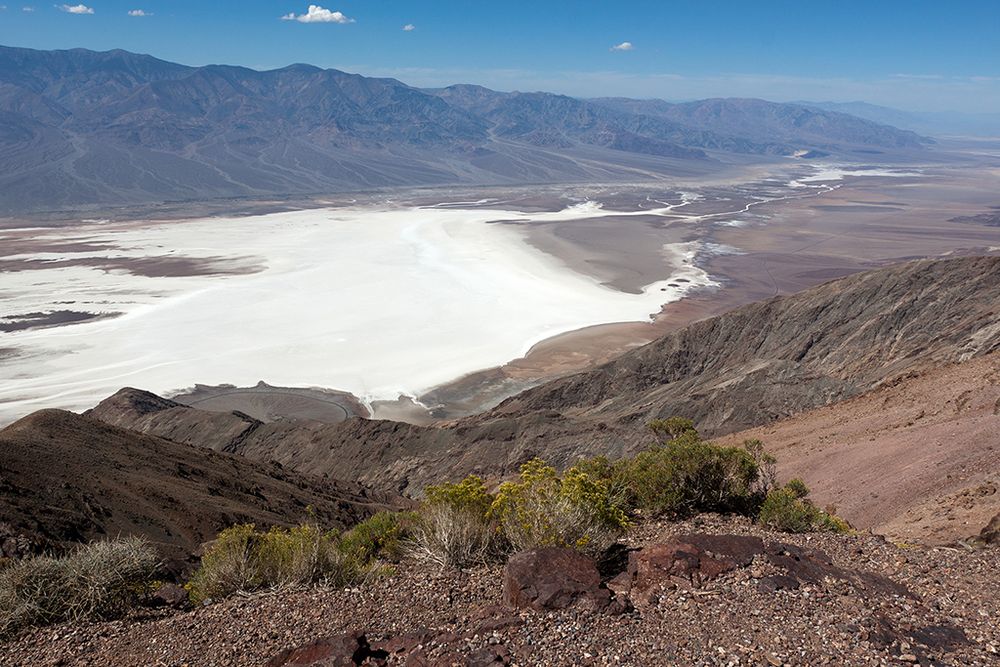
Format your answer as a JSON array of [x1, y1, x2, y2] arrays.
[[186, 523, 371, 604], [571, 455, 631, 515], [410, 503, 500, 568], [0, 536, 159, 639], [621, 432, 763, 518], [490, 458, 629, 555], [424, 476, 495, 516], [783, 477, 809, 500], [412, 476, 500, 568], [758, 480, 850, 534], [338, 511, 415, 563]]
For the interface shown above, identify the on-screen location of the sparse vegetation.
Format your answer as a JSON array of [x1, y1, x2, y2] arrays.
[[412, 475, 502, 567], [410, 420, 847, 566], [618, 428, 767, 518], [0, 536, 159, 639], [758, 479, 851, 534], [186, 522, 382, 604], [338, 511, 414, 564], [491, 458, 630, 555], [410, 503, 501, 568]]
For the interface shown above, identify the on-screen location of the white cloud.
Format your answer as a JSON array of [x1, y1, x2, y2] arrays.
[[23, 5, 35, 10], [402, 23, 415, 32], [281, 5, 353, 24], [59, 3, 94, 13], [611, 41, 634, 52], [127, 9, 150, 16]]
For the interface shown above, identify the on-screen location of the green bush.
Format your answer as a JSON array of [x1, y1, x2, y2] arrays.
[[491, 458, 629, 555], [758, 480, 850, 534], [186, 522, 373, 604], [0, 536, 159, 639], [338, 511, 414, 563], [621, 433, 763, 518], [424, 476, 495, 516]]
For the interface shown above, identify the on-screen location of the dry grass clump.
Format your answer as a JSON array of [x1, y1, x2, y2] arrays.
[[0, 536, 159, 639]]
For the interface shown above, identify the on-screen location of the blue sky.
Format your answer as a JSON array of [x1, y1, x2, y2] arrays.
[[1, 1, 998, 112]]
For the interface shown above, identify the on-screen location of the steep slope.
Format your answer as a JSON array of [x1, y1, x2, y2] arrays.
[[716, 351, 1000, 544], [494, 255, 1000, 432], [88, 257, 1000, 501], [0, 45, 926, 213], [0, 410, 406, 569]]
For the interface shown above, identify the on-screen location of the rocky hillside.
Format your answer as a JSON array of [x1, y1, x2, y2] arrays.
[[3, 515, 997, 666], [0, 409, 407, 571], [0, 44, 925, 213], [715, 351, 1000, 545], [88, 257, 1000, 500]]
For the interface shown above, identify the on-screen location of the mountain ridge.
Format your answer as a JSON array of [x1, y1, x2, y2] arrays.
[[0, 408, 407, 571], [0, 44, 927, 214]]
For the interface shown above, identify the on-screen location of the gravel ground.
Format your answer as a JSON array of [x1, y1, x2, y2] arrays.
[[3, 515, 998, 667]]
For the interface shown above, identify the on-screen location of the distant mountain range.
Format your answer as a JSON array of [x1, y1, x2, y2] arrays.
[[796, 100, 1000, 138], [0, 45, 928, 214]]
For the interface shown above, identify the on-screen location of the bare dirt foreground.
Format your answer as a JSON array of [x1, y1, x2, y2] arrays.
[[3, 516, 998, 667]]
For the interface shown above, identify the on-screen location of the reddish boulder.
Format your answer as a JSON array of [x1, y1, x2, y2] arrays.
[[503, 547, 610, 611], [266, 631, 388, 666], [149, 582, 188, 609], [627, 534, 764, 593]]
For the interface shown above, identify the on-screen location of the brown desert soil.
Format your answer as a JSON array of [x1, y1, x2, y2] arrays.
[[716, 353, 1000, 545], [3, 515, 998, 667]]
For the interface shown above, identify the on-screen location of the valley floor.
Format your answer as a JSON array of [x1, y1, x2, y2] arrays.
[[3, 156, 999, 426], [3, 515, 997, 667]]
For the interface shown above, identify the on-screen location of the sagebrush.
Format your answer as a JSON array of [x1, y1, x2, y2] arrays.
[[0, 536, 159, 639]]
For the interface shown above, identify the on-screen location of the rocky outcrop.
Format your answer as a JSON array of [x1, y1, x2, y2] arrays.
[[266, 621, 524, 666], [502, 547, 611, 612]]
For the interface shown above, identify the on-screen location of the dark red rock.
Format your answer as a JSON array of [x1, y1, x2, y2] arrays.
[[503, 547, 610, 611], [149, 582, 188, 609], [627, 538, 742, 591], [266, 631, 388, 666], [680, 533, 766, 566]]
